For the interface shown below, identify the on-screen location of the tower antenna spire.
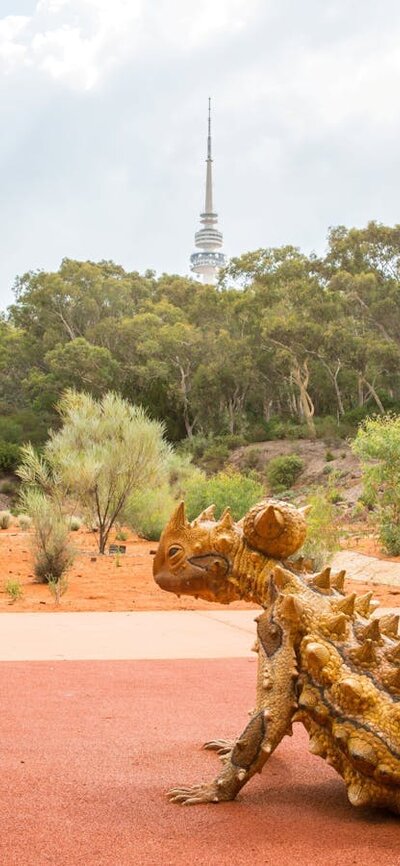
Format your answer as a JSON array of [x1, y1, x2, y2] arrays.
[[190, 99, 226, 284]]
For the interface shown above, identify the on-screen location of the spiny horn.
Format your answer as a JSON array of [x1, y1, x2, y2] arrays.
[[351, 639, 377, 666], [273, 565, 291, 590], [333, 593, 356, 616], [299, 505, 312, 517], [254, 505, 285, 540], [324, 613, 347, 637], [168, 500, 187, 530], [387, 643, 400, 663], [358, 619, 381, 642], [379, 614, 399, 638], [304, 642, 330, 668], [354, 591, 373, 617], [330, 570, 346, 593], [197, 504, 216, 522], [219, 507, 234, 529], [279, 594, 303, 622], [348, 737, 378, 768], [309, 567, 331, 591], [339, 676, 364, 703]]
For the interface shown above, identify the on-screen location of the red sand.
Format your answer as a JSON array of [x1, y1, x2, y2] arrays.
[[0, 659, 397, 866], [1, 525, 399, 613]]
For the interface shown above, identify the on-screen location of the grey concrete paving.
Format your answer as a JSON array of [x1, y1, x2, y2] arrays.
[[0, 610, 258, 661], [332, 550, 400, 586], [0, 606, 397, 661]]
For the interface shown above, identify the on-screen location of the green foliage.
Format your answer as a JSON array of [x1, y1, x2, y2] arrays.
[[124, 485, 176, 541], [352, 413, 400, 554], [4, 579, 23, 602], [0, 479, 17, 496], [47, 575, 69, 605], [19, 390, 170, 554], [0, 510, 11, 529], [299, 488, 341, 568], [115, 528, 129, 541], [325, 450, 335, 462], [241, 447, 261, 472], [265, 455, 304, 493], [17, 514, 32, 530], [20, 490, 74, 584], [0, 442, 21, 472], [185, 469, 264, 522]]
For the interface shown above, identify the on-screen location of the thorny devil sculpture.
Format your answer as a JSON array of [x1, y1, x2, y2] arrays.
[[153, 499, 400, 813]]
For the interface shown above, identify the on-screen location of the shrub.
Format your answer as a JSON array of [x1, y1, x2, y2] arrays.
[[325, 450, 335, 462], [123, 485, 176, 541], [265, 455, 304, 493], [299, 488, 341, 569], [47, 576, 69, 605], [185, 468, 264, 522], [69, 516, 82, 531], [21, 490, 74, 584], [240, 447, 261, 472], [4, 579, 23, 602], [352, 414, 400, 555], [115, 528, 129, 541], [0, 441, 21, 473], [17, 514, 32, 530], [0, 510, 11, 529], [379, 522, 400, 556]]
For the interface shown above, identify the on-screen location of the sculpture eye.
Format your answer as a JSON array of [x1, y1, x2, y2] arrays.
[[168, 546, 182, 558]]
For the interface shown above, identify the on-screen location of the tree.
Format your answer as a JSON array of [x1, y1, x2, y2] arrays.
[[352, 414, 400, 554], [42, 390, 169, 553]]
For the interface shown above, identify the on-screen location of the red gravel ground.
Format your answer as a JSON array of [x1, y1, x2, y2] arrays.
[[0, 659, 397, 866]]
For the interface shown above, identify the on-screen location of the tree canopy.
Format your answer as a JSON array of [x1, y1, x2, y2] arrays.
[[2, 222, 400, 446]]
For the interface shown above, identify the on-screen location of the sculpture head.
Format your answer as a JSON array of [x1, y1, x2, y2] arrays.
[[152, 501, 241, 603], [153, 498, 308, 604]]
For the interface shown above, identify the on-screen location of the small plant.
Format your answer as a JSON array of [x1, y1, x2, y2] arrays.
[[265, 455, 304, 493], [379, 522, 400, 556], [69, 516, 82, 531], [0, 441, 21, 472], [115, 528, 129, 541], [4, 578, 23, 602], [241, 447, 261, 472], [47, 576, 69, 606], [325, 450, 335, 462], [299, 487, 341, 569], [0, 510, 12, 529], [17, 514, 32, 530], [20, 490, 74, 584]]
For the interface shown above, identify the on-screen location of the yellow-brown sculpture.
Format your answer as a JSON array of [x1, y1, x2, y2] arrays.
[[153, 499, 400, 813]]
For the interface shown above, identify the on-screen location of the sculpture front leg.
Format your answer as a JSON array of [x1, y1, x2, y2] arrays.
[[169, 610, 298, 805]]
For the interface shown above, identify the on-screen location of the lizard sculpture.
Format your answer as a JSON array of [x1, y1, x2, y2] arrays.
[[153, 498, 400, 813]]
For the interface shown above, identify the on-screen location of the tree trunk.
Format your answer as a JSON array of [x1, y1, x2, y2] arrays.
[[292, 361, 316, 438], [357, 373, 364, 407], [362, 377, 385, 413]]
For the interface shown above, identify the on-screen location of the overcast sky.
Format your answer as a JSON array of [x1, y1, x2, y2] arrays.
[[1, 0, 400, 309]]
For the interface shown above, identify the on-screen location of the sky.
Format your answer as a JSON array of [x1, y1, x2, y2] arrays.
[[1, 0, 400, 309]]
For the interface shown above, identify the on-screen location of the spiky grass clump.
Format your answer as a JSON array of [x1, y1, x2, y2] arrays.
[[0, 510, 11, 529]]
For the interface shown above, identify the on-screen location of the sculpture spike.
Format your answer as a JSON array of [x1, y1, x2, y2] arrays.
[[339, 676, 364, 703], [330, 569, 346, 593], [219, 508, 234, 530], [348, 737, 378, 768], [197, 504, 216, 522], [273, 565, 292, 590], [325, 613, 347, 638], [299, 505, 312, 517], [354, 591, 373, 617], [359, 619, 381, 642], [168, 500, 188, 531], [347, 783, 371, 807], [384, 669, 400, 692], [309, 567, 331, 591], [254, 504, 285, 539], [334, 593, 356, 616], [379, 614, 399, 639], [279, 594, 303, 623], [387, 643, 400, 664], [305, 642, 330, 668], [351, 639, 377, 666]]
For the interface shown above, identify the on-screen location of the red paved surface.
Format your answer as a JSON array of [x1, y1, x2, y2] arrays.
[[0, 659, 398, 866]]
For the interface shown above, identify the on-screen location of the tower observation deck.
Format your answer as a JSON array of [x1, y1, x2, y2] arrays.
[[190, 99, 226, 283]]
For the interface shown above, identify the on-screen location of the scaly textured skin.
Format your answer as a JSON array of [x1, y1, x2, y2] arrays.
[[153, 499, 400, 813]]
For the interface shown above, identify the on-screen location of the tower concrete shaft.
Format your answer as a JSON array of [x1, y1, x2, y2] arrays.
[[190, 98, 226, 283]]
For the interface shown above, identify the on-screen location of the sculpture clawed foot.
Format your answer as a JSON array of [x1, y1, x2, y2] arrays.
[[202, 738, 234, 758], [168, 777, 237, 806]]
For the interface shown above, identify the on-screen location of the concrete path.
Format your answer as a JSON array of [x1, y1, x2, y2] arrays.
[[0, 606, 398, 661], [332, 550, 400, 586]]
